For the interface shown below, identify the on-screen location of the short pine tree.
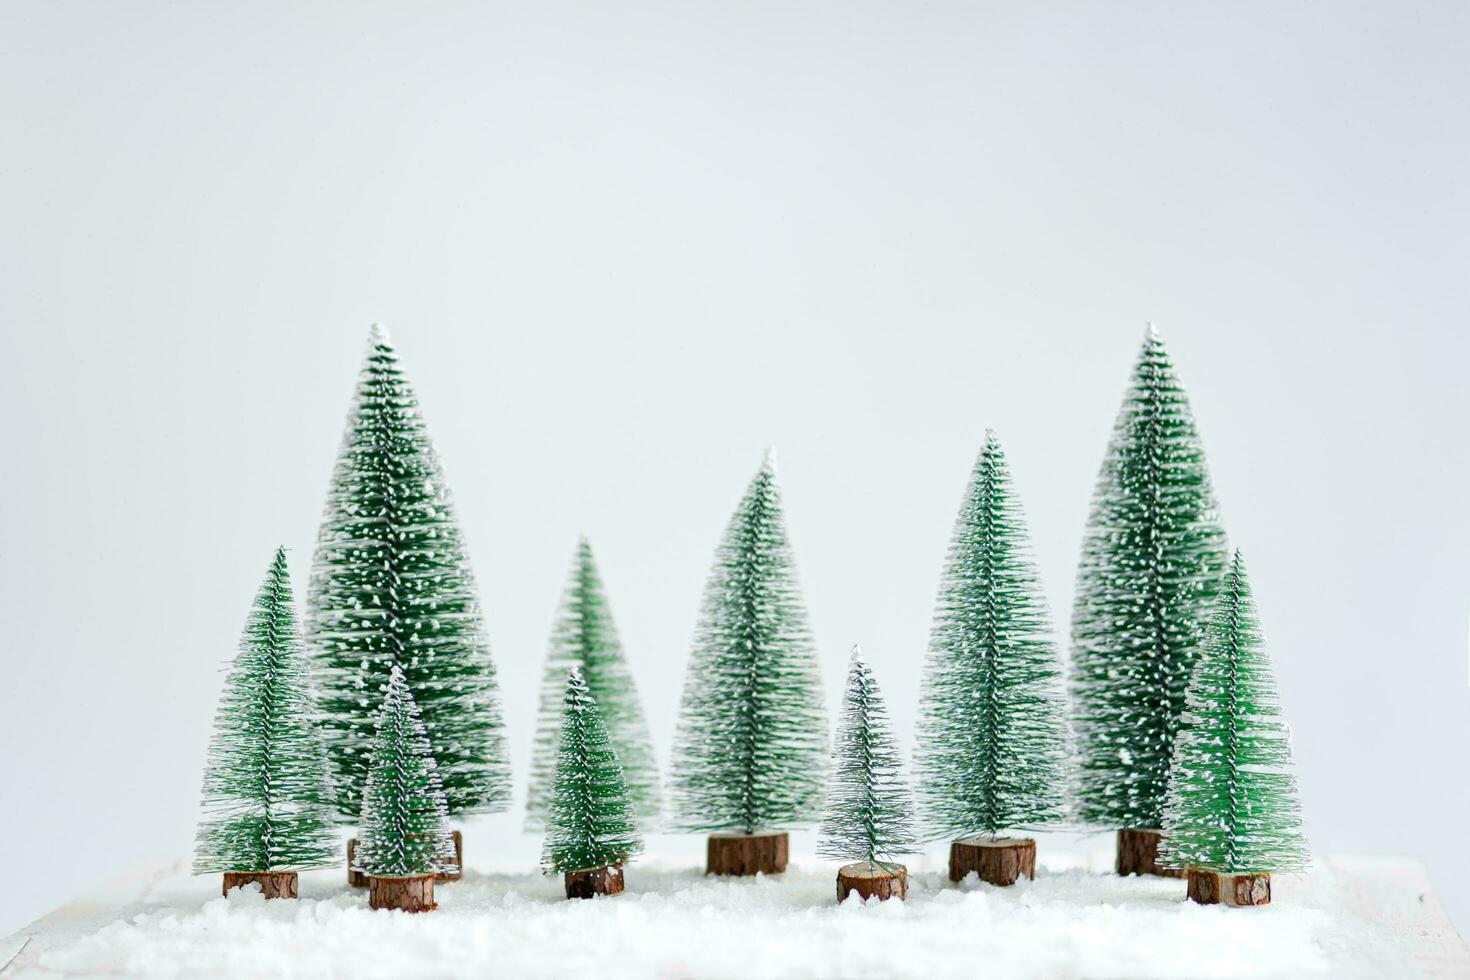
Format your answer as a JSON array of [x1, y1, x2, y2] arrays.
[[1071, 325, 1230, 831], [916, 434, 1069, 840], [818, 648, 918, 869], [541, 668, 643, 874], [353, 666, 457, 878], [526, 537, 660, 830], [1159, 552, 1309, 875], [307, 324, 510, 821], [670, 450, 828, 834], [194, 548, 337, 874]]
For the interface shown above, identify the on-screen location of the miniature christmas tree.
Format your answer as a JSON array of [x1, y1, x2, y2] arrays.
[[194, 547, 337, 899], [307, 325, 509, 858], [1071, 325, 1230, 876], [541, 667, 643, 898], [353, 665, 456, 911], [819, 647, 918, 902], [669, 449, 827, 874], [916, 434, 1069, 886], [526, 537, 660, 830], [1160, 551, 1309, 907]]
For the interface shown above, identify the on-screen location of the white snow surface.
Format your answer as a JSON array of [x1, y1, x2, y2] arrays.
[[5, 831, 1466, 979]]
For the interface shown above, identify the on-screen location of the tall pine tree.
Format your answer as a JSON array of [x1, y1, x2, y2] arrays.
[[916, 434, 1069, 841], [307, 324, 509, 821], [819, 648, 917, 869], [195, 548, 336, 878], [670, 450, 827, 836], [526, 537, 659, 830], [1071, 326, 1229, 839], [1159, 551, 1309, 877], [353, 666, 457, 879], [541, 668, 642, 880]]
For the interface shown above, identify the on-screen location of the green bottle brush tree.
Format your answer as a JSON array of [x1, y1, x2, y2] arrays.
[[1071, 325, 1230, 876], [194, 547, 337, 899]]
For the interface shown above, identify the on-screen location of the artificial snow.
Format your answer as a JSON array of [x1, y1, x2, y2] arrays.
[[5, 832, 1466, 979]]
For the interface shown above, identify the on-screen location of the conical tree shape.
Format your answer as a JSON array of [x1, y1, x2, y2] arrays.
[[916, 434, 1069, 839], [307, 325, 509, 821], [670, 450, 828, 834], [195, 548, 337, 874], [353, 666, 457, 878], [526, 538, 660, 830], [819, 648, 918, 868], [1159, 552, 1309, 875], [1071, 326, 1229, 831], [541, 668, 643, 874]]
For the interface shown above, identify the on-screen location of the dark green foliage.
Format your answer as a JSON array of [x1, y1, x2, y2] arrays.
[[527, 537, 660, 829], [1071, 326, 1229, 830], [1159, 552, 1310, 874], [818, 649, 918, 867], [307, 325, 509, 821], [194, 548, 336, 874], [541, 668, 643, 874], [916, 434, 1069, 840], [670, 451, 828, 834], [353, 666, 457, 878]]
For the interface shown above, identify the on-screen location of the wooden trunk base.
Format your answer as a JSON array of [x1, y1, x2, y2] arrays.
[[837, 862, 908, 902], [368, 874, 436, 912], [222, 871, 298, 899], [706, 831, 789, 876], [349, 829, 463, 888], [949, 836, 1036, 886], [1188, 870, 1272, 907], [1116, 828, 1186, 878], [565, 865, 624, 899]]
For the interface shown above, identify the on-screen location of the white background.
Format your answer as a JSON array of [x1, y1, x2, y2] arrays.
[[2, 0, 1467, 941]]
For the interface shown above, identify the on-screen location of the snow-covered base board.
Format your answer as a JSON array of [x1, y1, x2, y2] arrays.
[[3, 832, 1466, 979]]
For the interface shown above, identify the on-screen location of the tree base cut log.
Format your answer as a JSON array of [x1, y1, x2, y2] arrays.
[[347, 839, 368, 888], [1187, 870, 1272, 907], [349, 830, 462, 888], [368, 874, 437, 912], [949, 836, 1036, 885], [1116, 828, 1186, 878], [564, 864, 624, 899], [837, 862, 908, 902], [222, 872, 298, 899], [706, 831, 789, 875]]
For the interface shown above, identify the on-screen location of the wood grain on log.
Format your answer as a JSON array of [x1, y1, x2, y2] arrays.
[[836, 862, 907, 902], [221, 872, 298, 899], [564, 864, 625, 899], [706, 831, 789, 876], [1116, 828, 1186, 878], [368, 874, 436, 912], [346, 839, 368, 889], [1188, 870, 1271, 907], [948, 836, 1036, 885]]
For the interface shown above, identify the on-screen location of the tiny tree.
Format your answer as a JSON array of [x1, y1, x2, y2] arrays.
[[542, 667, 643, 898], [527, 537, 660, 830], [307, 324, 510, 829], [916, 433, 1069, 885], [819, 648, 917, 902], [1071, 325, 1229, 875], [353, 666, 456, 911], [1160, 551, 1309, 906], [669, 450, 827, 874], [194, 547, 336, 898]]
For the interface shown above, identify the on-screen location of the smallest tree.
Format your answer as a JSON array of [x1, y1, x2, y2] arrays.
[[542, 667, 642, 899], [194, 547, 336, 899], [819, 647, 918, 902], [354, 666, 456, 912], [1160, 551, 1309, 907]]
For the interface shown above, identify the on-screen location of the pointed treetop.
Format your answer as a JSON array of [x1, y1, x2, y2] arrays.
[[367, 321, 393, 348], [848, 643, 864, 665], [1144, 320, 1161, 343], [270, 544, 288, 573], [761, 445, 778, 474]]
